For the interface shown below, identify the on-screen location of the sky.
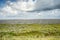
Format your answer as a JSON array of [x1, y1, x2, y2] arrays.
[[0, 0, 60, 19]]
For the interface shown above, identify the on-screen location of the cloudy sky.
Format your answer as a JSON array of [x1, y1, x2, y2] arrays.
[[0, 0, 60, 19]]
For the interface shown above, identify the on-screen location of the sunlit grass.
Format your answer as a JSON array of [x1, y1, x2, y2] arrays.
[[0, 24, 60, 40]]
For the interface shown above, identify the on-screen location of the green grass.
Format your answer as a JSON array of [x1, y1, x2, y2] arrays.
[[0, 24, 60, 40]]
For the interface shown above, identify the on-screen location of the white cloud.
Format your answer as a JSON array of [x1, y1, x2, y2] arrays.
[[0, 6, 18, 16], [0, 0, 60, 19], [0, 1, 23, 16], [0, 0, 36, 16]]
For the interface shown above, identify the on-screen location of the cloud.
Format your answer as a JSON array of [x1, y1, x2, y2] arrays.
[[35, 0, 60, 11], [0, 0, 21, 16], [0, 0, 36, 16], [0, 0, 60, 19]]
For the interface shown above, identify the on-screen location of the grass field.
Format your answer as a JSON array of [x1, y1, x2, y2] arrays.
[[0, 24, 60, 40]]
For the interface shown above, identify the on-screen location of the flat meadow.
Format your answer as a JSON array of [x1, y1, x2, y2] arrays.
[[0, 24, 60, 40]]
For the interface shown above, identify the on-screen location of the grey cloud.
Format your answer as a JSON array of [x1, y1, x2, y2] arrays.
[[35, 0, 60, 11]]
